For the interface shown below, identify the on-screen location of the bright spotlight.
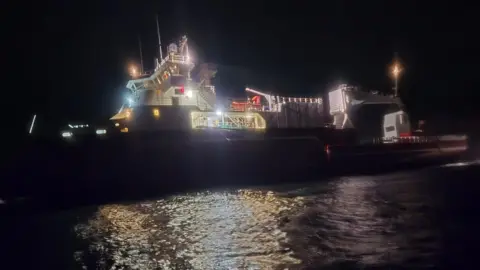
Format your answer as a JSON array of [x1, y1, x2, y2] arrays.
[[392, 64, 402, 78], [186, 90, 193, 98], [130, 66, 138, 77], [216, 110, 222, 116]]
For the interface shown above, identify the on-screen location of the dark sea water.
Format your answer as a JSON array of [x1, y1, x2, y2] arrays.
[[2, 160, 480, 269]]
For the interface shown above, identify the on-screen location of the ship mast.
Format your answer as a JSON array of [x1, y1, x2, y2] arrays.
[[156, 14, 163, 62], [138, 35, 144, 74]]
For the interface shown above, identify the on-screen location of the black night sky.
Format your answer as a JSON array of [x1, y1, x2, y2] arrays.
[[7, 0, 477, 136]]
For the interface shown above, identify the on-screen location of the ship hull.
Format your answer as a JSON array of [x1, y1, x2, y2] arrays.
[[123, 105, 197, 131], [2, 133, 469, 210]]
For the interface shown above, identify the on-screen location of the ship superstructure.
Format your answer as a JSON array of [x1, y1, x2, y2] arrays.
[[328, 84, 411, 140], [110, 35, 266, 131], [124, 36, 215, 109], [50, 32, 468, 181], [108, 34, 409, 139]]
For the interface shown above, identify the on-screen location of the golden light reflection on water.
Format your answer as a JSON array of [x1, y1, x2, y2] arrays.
[[73, 172, 440, 269], [74, 189, 304, 270]]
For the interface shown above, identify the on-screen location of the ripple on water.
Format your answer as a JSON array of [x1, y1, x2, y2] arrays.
[[75, 189, 305, 269], [74, 170, 449, 269]]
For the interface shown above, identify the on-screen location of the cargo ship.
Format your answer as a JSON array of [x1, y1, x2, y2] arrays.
[[68, 33, 467, 155], [53, 33, 469, 179], [4, 34, 471, 207]]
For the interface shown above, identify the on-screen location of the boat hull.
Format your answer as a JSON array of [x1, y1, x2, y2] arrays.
[[2, 132, 469, 209]]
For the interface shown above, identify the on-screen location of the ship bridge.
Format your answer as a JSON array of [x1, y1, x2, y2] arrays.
[[110, 36, 216, 122]]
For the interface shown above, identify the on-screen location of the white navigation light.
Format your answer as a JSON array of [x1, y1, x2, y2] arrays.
[[186, 90, 193, 98], [96, 129, 107, 135], [62, 131, 72, 138], [216, 110, 222, 116]]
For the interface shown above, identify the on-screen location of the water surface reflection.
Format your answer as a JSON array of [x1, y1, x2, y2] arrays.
[[75, 190, 305, 269], [73, 165, 473, 269]]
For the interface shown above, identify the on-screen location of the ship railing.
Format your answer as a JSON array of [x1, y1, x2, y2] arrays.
[[170, 54, 190, 64], [143, 96, 212, 108], [146, 98, 173, 106], [155, 56, 169, 71], [155, 54, 189, 70], [277, 98, 323, 104], [380, 136, 458, 144], [197, 79, 216, 93], [201, 84, 215, 93], [381, 136, 430, 144], [229, 103, 263, 112], [204, 85, 215, 93], [196, 89, 215, 110]]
